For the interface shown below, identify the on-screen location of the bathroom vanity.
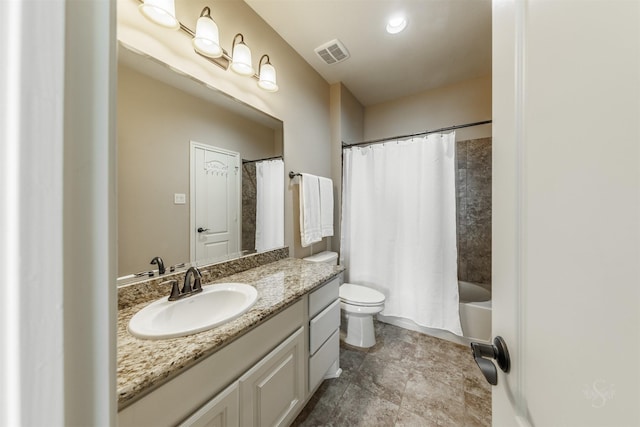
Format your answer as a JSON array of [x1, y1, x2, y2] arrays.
[[117, 256, 343, 427]]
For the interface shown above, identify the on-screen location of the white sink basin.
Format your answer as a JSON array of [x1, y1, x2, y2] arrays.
[[128, 283, 258, 339]]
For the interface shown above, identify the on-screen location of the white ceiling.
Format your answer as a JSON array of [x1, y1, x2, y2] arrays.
[[244, 0, 492, 106]]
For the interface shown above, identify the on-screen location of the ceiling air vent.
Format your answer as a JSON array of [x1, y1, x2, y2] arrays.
[[314, 39, 350, 65]]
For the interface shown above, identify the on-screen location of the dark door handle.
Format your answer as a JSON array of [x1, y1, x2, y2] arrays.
[[470, 336, 510, 386], [197, 227, 209, 233]]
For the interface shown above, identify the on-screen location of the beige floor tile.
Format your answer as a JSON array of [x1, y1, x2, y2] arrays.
[[395, 408, 439, 427], [352, 354, 411, 405], [292, 321, 491, 427], [331, 383, 400, 427]]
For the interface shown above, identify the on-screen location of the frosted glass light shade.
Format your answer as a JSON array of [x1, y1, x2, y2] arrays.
[[258, 62, 278, 92], [139, 0, 179, 29], [231, 42, 254, 76], [193, 16, 222, 58]]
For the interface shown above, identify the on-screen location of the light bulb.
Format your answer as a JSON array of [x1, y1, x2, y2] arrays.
[[386, 16, 407, 34]]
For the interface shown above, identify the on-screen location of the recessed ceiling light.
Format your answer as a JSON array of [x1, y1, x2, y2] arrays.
[[386, 16, 407, 34]]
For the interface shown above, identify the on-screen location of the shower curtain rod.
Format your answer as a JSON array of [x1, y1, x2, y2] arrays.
[[242, 155, 283, 164], [342, 120, 492, 148]]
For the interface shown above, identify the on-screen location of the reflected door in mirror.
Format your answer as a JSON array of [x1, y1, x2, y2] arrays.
[[192, 142, 241, 264]]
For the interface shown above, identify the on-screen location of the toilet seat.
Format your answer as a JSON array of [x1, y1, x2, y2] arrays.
[[339, 283, 385, 307]]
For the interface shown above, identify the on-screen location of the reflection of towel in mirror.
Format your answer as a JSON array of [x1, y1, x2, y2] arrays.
[[318, 177, 334, 237], [300, 173, 322, 247]]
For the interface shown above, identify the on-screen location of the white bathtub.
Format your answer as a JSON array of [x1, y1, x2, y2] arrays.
[[376, 280, 492, 345], [458, 280, 492, 343]]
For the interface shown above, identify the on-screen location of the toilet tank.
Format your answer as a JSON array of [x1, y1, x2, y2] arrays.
[[303, 251, 338, 265]]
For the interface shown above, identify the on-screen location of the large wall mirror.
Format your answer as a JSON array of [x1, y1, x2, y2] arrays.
[[117, 43, 284, 280]]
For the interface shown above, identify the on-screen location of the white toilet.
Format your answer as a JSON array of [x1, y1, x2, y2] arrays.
[[303, 251, 386, 348]]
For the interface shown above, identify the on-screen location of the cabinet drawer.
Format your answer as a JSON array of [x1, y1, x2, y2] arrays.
[[309, 329, 339, 392], [309, 276, 340, 318], [309, 299, 340, 355]]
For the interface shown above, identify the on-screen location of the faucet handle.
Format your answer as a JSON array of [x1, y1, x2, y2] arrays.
[[165, 280, 180, 301], [169, 262, 186, 273], [134, 270, 154, 278]]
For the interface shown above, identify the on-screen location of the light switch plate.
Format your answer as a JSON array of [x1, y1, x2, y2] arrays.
[[174, 193, 186, 204]]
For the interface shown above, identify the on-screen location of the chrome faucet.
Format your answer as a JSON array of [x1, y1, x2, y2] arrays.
[[150, 256, 166, 275], [168, 266, 203, 301]]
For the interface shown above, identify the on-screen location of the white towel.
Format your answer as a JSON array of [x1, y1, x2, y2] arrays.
[[318, 177, 334, 237], [300, 173, 322, 247]]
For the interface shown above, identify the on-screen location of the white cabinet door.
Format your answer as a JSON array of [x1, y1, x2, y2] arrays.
[[239, 327, 305, 427], [179, 382, 239, 427]]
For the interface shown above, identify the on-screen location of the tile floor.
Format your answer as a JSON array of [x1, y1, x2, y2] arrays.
[[292, 321, 491, 427]]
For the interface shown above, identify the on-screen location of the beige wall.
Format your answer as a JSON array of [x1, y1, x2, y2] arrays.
[[364, 75, 492, 142], [117, 64, 279, 276], [118, 0, 331, 259], [339, 84, 365, 145], [329, 83, 364, 253]]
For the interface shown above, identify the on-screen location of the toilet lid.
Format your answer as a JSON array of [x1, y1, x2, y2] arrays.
[[340, 283, 385, 306]]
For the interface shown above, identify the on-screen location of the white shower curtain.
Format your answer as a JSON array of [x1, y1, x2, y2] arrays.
[[255, 159, 284, 252], [340, 132, 462, 335]]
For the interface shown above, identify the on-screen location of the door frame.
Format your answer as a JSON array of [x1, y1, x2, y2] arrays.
[[492, 0, 528, 424], [189, 141, 242, 265]]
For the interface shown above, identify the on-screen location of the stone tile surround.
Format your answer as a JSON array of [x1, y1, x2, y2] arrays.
[[242, 162, 257, 252], [456, 138, 492, 287]]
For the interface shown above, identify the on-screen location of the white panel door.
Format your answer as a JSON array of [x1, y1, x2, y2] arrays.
[[492, 1, 639, 426], [191, 142, 240, 265]]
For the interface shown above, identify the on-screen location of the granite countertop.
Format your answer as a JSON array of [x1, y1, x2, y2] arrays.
[[117, 258, 344, 409]]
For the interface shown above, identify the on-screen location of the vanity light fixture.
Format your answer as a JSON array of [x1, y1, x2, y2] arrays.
[[139, 0, 179, 29], [230, 34, 255, 76], [137, 1, 279, 92], [258, 55, 278, 92], [192, 7, 222, 58]]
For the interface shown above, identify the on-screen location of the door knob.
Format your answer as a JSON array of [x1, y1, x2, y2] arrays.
[[197, 227, 209, 233], [470, 336, 510, 386]]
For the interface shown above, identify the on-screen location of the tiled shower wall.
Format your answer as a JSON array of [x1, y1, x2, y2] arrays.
[[456, 137, 492, 287], [242, 163, 257, 252]]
